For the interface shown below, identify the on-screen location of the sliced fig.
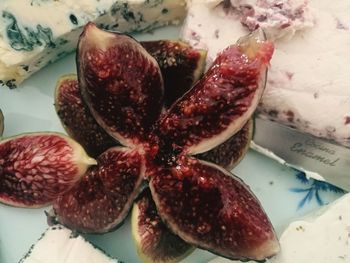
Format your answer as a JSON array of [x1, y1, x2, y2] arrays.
[[149, 157, 279, 260], [77, 23, 164, 147], [55, 40, 205, 156], [132, 188, 193, 263], [53, 147, 144, 233], [52, 25, 277, 263], [0, 133, 96, 207], [55, 74, 117, 157], [197, 119, 253, 170], [0, 109, 4, 137], [155, 29, 273, 155], [141, 40, 207, 108]]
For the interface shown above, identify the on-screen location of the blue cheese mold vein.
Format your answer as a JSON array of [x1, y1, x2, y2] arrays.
[[0, 0, 187, 88]]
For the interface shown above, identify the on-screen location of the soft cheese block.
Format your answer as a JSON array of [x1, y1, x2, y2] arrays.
[[20, 225, 120, 263], [181, 0, 350, 147], [208, 193, 350, 263], [0, 0, 186, 88]]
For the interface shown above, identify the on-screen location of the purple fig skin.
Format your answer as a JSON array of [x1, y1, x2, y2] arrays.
[[132, 188, 194, 263], [53, 147, 144, 233], [197, 119, 253, 170], [55, 75, 118, 158], [141, 40, 207, 108], [77, 22, 164, 147], [155, 29, 274, 156], [0, 133, 96, 207], [149, 157, 279, 261]]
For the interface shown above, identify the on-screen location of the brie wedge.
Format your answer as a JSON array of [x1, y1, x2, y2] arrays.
[[20, 225, 120, 263]]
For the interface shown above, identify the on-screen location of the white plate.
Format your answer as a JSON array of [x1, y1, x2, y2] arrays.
[[0, 26, 345, 263]]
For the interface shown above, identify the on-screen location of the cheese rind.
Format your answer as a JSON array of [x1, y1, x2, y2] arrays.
[[0, 0, 187, 88], [181, 0, 350, 147], [19, 225, 120, 263]]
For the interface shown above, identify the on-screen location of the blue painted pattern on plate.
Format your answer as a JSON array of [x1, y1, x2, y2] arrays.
[[290, 170, 346, 209]]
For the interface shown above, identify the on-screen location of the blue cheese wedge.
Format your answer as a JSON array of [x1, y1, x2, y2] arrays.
[[208, 193, 350, 263], [20, 225, 120, 263], [0, 0, 186, 88]]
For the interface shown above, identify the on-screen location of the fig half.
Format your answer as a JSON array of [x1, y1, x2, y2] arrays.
[[156, 29, 273, 155], [55, 74, 117, 157], [53, 147, 144, 233], [78, 23, 164, 147], [132, 188, 194, 263], [197, 119, 254, 170], [149, 157, 279, 261], [0, 133, 96, 207], [0, 109, 4, 137], [141, 40, 207, 108]]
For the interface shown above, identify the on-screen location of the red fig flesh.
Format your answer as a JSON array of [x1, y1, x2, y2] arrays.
[[78, 23, 164, 147], [132, 188, 193, 263], [53, 24, 278, 261], [55, 40, 206, 156], [141, 40, 207, 108], [156, 29, 273, 155], [197, 119, 253, 170], [149, 157, 279, 261], [55, 75, 117, 157], [0, 133, 96, 207], [53, 147, 144, 233]]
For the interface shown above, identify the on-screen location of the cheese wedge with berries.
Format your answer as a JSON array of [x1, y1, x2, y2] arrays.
[[181, 0, 350, 147]]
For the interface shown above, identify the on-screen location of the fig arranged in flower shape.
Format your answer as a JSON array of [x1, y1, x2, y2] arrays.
[[0, 133, 96, 207], [54, 23, 279, 261], [141, 40, 207, 108], [55, 40, 207, 157], [55, 41, 251, 169], [196, 119, 253, 171], [155, 29, 273, 156], [149, 157, 278, 260], [78, 23, 164, 147], [54, 147, 144, 233], [0, 109, 4, 137], [55, 75, 118, 158], [132, 188, 194, 263]]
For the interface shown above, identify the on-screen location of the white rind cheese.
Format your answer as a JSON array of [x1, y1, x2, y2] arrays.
[[208, 193, 350, 263], [181, 0, 350, 147], [0, 0, 186, 88], [20, 225, 120, 263], [270, 193, 350, 263]]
